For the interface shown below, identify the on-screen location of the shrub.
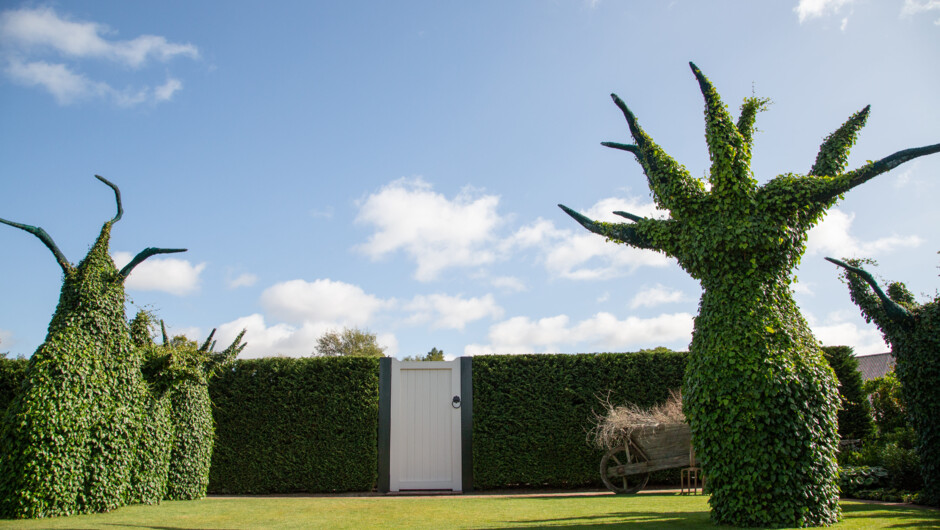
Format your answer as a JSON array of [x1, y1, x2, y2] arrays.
[[839, 466, 889, 498], [822, 346, 874, 442], [865, 371, 907, 436], [208, 357, 380, 494]]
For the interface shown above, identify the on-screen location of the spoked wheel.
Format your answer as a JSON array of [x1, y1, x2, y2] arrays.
[[600, 443, 650, 494]]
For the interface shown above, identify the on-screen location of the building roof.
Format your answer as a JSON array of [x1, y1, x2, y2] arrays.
[[856, 352, 895, 381]]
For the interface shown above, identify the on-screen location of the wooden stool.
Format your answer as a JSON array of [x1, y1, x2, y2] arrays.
[[680, 466, 704, 495], [680, 446, 704, 495]]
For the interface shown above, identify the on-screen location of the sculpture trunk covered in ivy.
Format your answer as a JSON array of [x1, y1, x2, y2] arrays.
[[827, 257, 940, 506], [559, 63, 940, 526], [0, 176, 185, 518]]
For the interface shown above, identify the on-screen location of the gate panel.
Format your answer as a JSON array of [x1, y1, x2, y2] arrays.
[[389, 359, 462, 491]]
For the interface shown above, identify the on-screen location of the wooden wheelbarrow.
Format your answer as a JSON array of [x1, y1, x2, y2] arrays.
[[600, 422, 701, 494]]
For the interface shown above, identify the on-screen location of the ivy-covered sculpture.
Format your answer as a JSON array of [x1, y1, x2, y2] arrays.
[[0, 176, 185, 518], [827, 257, 940, 506], [139, 319, 245, 500], [559, 63, 940, 526]]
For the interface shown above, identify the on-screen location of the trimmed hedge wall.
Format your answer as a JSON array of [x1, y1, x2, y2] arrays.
[[0, 358, 27, 418], [208, 357, 380, 494], [5, 352, 686, 494], [471, 352, 688, 489]]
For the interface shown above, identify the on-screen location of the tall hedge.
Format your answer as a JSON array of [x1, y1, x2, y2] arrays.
[[208, 357, 380, 494], [0, 358, 27, 419], [821, 345, 873, 442], [471, 352, 687, 489]]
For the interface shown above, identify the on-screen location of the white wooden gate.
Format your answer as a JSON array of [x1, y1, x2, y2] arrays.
[[388, 359, 462, 491]]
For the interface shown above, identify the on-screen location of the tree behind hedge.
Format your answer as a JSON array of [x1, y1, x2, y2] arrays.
[[559, 63, 939, 526], [828, 257, 940, 506], [0, 176, 184, 518], [821, 345, 874, 442]]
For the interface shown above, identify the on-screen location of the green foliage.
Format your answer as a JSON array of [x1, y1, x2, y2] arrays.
[[0, 357, 27, 419], [834, 259, 940, 506], [822, 345, 874, 441], [0, 177, 191, 519], [208, 357, 380, 494], [140, 321, 245, 501], [314, 327, 386, 358], [864, 371, 907, 436], [471, 352, 687, 489], [402, 347, 445, 361], [554, 62, 936, 525], [0, 222, 161, 518], [839, 466, 889, 498]]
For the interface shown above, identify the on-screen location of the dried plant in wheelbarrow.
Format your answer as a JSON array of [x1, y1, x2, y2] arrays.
[[589, 391, 695, 494]]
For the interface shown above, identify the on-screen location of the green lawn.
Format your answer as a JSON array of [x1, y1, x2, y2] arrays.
[[0, 492, 937, 529]]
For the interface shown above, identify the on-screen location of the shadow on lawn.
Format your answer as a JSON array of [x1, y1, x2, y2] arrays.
[[495, 511, 710, 529], [103, 523, 235, 530], [492, 497, 940, 529], [841, 502, 940, 528]]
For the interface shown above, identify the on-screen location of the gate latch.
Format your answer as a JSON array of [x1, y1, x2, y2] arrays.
[[452, 395, 461, 408]]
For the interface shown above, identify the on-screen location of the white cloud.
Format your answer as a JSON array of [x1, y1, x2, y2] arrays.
[[5, 59, 106, 104], [901, 0, 940, 24], [154, 77, 182, 101], [214, 312, 399, 359], [112, 251, 206, 296], [509, 197, 671, 280], [356, 177, 504, 281], [376, 333, 399, 358], [261, 278, 392, 326], [791, 280, 815, 295], [629, 284, 686, 309], [163, 325, 203, 343], [464, 311, 694, 355], [309, 206, 334, 219], [228, 273, 258, 289], [0, 329, 13, 351], [490, 276, 527, 292], [806, 311, 889, 355], [0, 7, 197, 106], [0, 7, 198, 67], [806, 208, 923, 259], [215, 313, 328, 358], [404, 293, 504, 330], [794, 0, 855, 23]]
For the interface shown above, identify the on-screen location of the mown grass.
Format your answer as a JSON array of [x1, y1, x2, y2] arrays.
[[0, 492, 937, 529]]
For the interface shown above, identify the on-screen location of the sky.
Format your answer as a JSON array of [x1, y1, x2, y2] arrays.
[[1, 0, 938, 360]]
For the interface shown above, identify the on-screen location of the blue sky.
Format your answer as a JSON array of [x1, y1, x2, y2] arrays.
[[1, 0, 938, 360]]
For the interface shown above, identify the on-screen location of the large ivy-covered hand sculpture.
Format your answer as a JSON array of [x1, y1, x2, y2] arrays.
[[827, 257, 940, 507], [0, 176, 185, 518], [559, 63, 939, 526]]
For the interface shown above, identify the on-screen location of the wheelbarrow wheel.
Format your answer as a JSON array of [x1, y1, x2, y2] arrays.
[[600, 444, 650, 494]]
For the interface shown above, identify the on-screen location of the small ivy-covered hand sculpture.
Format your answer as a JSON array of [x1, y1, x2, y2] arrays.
[[0, 176, 186, 518], [141, 320, 246, 501], [828, 257, 940, 507], [560, 63, 939, 526]]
